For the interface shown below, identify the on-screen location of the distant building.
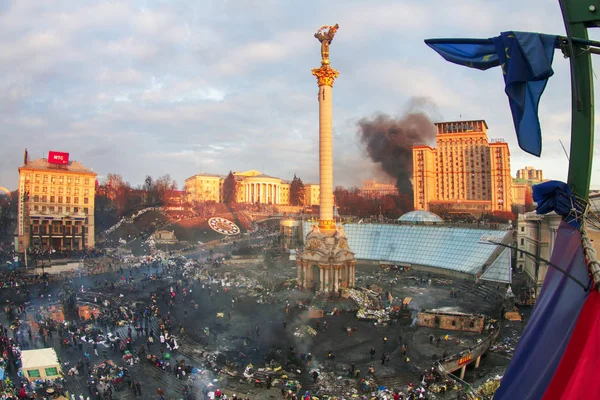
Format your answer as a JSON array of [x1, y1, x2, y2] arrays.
[[17, 152, 97, 252], [184, 173, 222, 203], [517, 194, 600, 304], [516, 166, 544, 183], [152, 230, 177, 244], [516, 211, 561, 302], [360, 180, 398, 198], [184, 170, 297, 205], [412, 120, 512, 214], [512, 179, 534, 213], [304, 183, 320, 206]]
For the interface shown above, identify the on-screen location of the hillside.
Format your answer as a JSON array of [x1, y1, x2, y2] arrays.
[[98, 204, 254, 250]]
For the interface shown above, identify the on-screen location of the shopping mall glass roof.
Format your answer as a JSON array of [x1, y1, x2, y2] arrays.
[[302, 222, 510, 276], [480, 247, 512, 284], [397, 210, 444, 223]]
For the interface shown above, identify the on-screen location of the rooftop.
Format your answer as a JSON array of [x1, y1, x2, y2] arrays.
[[398, 210, 444, 223], [19, 158, 96, 175], [303, 222, 510, 276]]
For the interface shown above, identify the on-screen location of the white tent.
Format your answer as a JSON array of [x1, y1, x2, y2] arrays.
[[21, 348, 62, 380]]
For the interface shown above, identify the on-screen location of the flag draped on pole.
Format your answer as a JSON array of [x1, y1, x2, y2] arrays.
[[425, 32, 558, 157]]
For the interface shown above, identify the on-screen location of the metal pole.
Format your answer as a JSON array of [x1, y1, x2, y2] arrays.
[[560, 0, 595, 200]]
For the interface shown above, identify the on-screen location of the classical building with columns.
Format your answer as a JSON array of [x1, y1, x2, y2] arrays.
[[233, 170, 287, 205], [184, 170, 294, 205]]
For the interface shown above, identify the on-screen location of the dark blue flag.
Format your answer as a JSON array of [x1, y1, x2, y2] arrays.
[[425, 32, 558, 157]]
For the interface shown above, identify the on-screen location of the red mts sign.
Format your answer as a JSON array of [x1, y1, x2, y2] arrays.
[[48, 151, 69, 165]]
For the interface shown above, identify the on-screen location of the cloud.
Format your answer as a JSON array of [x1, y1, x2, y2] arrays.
[[0, 0, 598, 194]]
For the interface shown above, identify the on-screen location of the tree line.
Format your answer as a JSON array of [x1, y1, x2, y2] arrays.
[[95, 173, 178, 216]]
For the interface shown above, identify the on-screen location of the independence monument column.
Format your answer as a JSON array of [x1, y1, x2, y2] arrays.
[[312, 24, 340, 232], [296, 24, 356, 294]]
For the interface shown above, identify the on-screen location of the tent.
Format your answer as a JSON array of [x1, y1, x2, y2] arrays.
[[21, 348, 62, 380]]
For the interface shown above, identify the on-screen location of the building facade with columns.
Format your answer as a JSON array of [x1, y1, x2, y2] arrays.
[[184, 170, 293, 205], [233, 170, 287, 205]]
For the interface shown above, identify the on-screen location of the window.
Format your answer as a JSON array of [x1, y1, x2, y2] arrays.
[[43, 175, 48, 183], [58, 206, 62, 213], [34, 205, 38, 211], [451, 320, 456, 326], [84, 207, 89, 214], [520, 238, 524, 246], [58, 196, 63, 203], [42, 187, 47, 193], [41, 196, 47, 203], [33, 195, 39, 202], [469, 321, 475, 328], [67, 177, 72, 184], [74, 197, 79, 204], [84, 197, 89, 204], [66, 196, 70, 204], [27, 369, 40, 378], [42, 206, 47, 212], [74, 207, 79, 213], [50, 187, 55, 194], [75, 177, 79, 184], [85, 178, 90, 185], [59, 176, 64, 184], [74, 188, 79, 195], [35, 174, 41, 183], [58, 187, 63, 194], [50, 176, 56, 183], [66, 207, 70, 213], [520, 251, 524, 258], [49, 206, 54, 212], [45, 367, 58, 376], [50, 196, 55, 203], [521, 226, 525, 232]]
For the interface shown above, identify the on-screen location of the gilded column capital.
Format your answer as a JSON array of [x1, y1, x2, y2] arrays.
[[312, 66, 340, 87]]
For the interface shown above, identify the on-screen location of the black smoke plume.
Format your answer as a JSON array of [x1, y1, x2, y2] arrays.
[[358, 97, 438, 196]]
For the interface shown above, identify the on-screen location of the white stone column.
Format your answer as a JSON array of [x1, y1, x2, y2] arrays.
[[319, 84, 334, 222], [303, 265, 308, 287], [334, 268, 339, 292], [297, 263, 302, 283], [319, 268, 324, 291], [324, 267, 329, 291]]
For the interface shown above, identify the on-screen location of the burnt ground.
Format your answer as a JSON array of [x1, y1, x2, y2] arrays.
[[2, 253, 524, 399]]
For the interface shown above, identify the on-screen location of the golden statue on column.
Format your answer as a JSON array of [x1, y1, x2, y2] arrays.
[[296, 24, 355, 295], [314, 24, 339, 66]]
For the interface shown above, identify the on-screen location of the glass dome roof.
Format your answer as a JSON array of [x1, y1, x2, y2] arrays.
[[398, 210, 444, 223]]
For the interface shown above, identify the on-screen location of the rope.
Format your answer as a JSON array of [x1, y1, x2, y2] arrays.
[[581, 217, 600, 291]]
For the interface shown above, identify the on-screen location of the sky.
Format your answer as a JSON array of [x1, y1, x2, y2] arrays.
[[1, 0, 600, 191]]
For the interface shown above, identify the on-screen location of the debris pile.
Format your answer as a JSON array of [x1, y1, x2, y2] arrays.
[[293, 326, 317, 338], [346, 288, 390, 322], [474, 375, 502, 399]]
